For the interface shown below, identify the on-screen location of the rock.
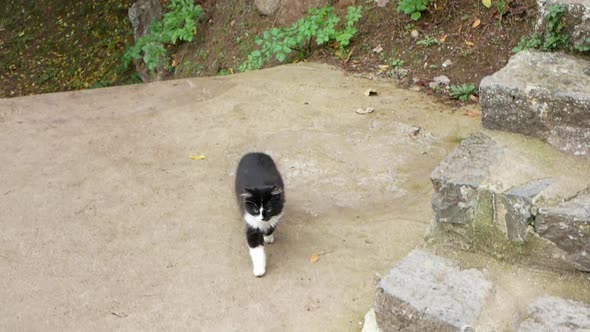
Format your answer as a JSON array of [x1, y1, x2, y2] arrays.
[[535, 0, 590, 49], [375, 0, 390, 7], [429, 75, 451, 90], [518, 296, 590, 331], [374, 250, 493, 332], [390, 68, 409, 80], [254, 0, 281, 16], [128, 0, 165, 83], [362, 308, 382, 332], [498, 179, 555, 242], [547, 126, 590, 158], [535, 190, 590, 271], [479, 51, 590, 158], [430, 133, 499, 225], [442, 59, 452, 68], [428, 131, 590, 271], [410, 29, 420, 39]]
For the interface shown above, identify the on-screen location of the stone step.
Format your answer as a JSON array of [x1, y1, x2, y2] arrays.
[[369, 250, 590, 332], [479, 51, 590, 158], [428, 131, 590, 271], [535, 0, 590, 49]]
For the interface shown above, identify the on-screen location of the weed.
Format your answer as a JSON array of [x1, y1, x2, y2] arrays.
[[416, 34, 442, 47], [496, 0, 508, 18], [397, 0, 433, 21], [575, 37, 590, 52], [122, 0, 203, 71], [404, 23, 415, 32], [239, 5, 362, 72], [449, 83, 477, 101], [390, 58, 405, 68], [512, 5, 568, 53]]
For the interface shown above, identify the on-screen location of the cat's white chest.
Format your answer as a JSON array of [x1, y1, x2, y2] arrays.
[[243, 212, 283, 232]]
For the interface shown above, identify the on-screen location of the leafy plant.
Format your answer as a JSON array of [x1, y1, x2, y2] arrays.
[[449, 83, 477, 101], [123, 0, 203, 72], [575, 38, 590, 52], [416, 34, 442, 47], [397, 0, 433, 21], [496, 0, 508, 18], [390, 58, 405, 68], [512, 5, 568, 53], [542, 4, 569, 50], [512, 34, 543, 53], [240, 6, 362, 72]]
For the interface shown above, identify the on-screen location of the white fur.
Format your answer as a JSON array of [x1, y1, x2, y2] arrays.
[[243, 212, 283, 234], [249, 245, 266, 277], [264, 234, 275, 244]]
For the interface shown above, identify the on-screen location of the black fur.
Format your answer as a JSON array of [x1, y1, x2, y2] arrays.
[[235, 152, 285, 246]]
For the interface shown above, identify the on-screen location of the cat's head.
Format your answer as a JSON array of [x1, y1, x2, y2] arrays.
[[241, 185, 284, 221]]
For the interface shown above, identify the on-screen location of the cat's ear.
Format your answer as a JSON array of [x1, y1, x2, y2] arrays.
[[271, 185, 283, 196], [240, 188, 254, 198]]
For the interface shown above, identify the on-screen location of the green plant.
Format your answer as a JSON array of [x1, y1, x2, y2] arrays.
[[449, 83, 477, 101], [512, 5, 568, 53], [122, 0, 203, 72], [542, 4, 569, 50], [390, 58, 405, 68], [240, 5, 362, 72], [416, 34, 441, 47], [397, 0, 433, 21], [496, 0, 508, 18], [575, 37, 590, 52]]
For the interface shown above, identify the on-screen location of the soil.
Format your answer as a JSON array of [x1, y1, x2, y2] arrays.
[[0, 0, 538, 101]]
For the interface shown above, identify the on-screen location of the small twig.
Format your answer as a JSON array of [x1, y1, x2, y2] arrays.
[[271, 2, 283, 29], [111, 311, 128, 318], [317, 249, 335, 256], [345, 45, 356, 64]]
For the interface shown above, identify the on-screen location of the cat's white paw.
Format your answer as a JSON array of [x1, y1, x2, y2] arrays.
[[253, 266, 266, 277], [249, 245, 266, 278], [264, 234, 275, 244]]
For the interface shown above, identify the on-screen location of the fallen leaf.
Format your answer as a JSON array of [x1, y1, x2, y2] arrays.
[[472, 19, 481, 28], [355, 107, 375, 114], [190, 154, 207, 160], [463, 109, 480, 117], [482, 0, 492, 8], [439, 34, 448, 43], [465, 40, 476, 46], [372, 44, 383, 53], [310, 253, 320, 263]]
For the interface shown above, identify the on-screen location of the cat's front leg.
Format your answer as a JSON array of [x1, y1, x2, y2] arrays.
[[263, 227, 275, 244], [246, 228, 266, 277]]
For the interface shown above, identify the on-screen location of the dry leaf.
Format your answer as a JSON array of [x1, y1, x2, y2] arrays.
[[372, 44, 383, 53], [439, 34, 448, 43], [190, 154, 207, 160], [472, 19, 481, 28], [310, 253, 320, 263], [465, 40, 476, 46], [463, 109, 480, 117], [482, 0, 492, 8]]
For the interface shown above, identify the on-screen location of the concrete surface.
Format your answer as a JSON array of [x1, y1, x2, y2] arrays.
[[0, 63, 478, 331]]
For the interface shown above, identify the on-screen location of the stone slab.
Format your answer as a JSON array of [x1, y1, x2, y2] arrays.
[[535, 191, 590, 271], [429, 131, 590, 270], [479, 51, 590, 158], [374, 250, 493, 331], [518, 295, 590, 331]]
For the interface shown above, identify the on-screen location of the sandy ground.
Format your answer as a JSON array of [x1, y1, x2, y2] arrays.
[[0, 63, 480, 331]]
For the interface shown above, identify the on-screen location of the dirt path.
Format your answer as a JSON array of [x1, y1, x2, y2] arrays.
[[0, 63, 479, 331]]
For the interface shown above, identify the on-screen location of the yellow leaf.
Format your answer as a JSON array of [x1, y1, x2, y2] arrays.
[[482, 0, 492, 8], [310, 253, 320, 263], [472, 19, 481, 28], [190, 154, 207, 160], [465, 40, 476, 46], [439, 34, 448, 43]]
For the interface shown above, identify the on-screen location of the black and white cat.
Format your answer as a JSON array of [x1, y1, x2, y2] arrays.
[[235, 152, 285, 277]]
